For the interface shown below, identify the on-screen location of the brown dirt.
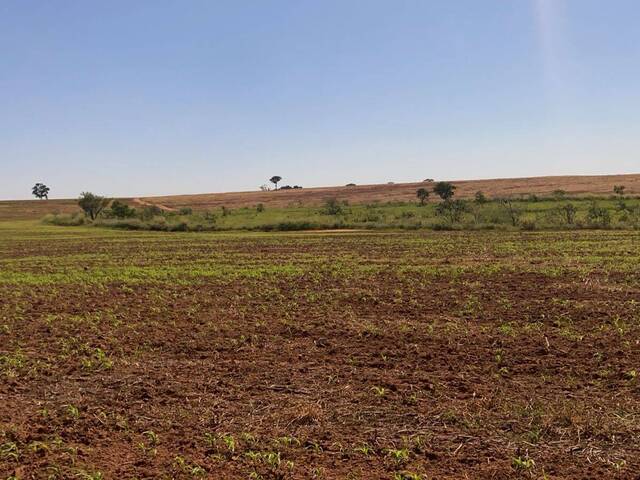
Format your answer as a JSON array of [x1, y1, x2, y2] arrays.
[[0, 199, 81, 221], [141, 173, 640, 210], [1, 228, 640, 479]]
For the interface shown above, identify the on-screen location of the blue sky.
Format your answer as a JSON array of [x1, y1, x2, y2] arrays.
[[1, 0, 639, 199]]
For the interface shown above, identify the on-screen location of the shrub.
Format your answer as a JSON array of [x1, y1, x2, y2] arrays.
[[179, 207, 193, 215], [559, 203, 577, 225], [108, 200, 136, 219], [257, 221, 317, 231], [552, 190, 566, 199], [474, 191, 487, 204], [256, 203, 265, 213], [435, 200, 467, 223], [587, 202, 611, 227], [42, 212, 86, 226], [203, 211, 217, 222], [97, 218, 144, 230], [500, 199, 521, 226], [322, 198, 345, 215], [141, 205, 164, 220]]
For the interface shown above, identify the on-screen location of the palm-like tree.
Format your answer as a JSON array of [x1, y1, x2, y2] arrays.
[[270, 176, 282, 190]]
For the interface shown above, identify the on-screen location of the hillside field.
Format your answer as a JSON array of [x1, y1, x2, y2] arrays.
[[139, 173, 640, 210], [3, 173, 640, 220]]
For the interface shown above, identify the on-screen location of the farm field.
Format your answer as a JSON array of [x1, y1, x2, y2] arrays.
[[4, 173, 640, 220], [1, 221, 640, 479], [140, 174, 640, 210]]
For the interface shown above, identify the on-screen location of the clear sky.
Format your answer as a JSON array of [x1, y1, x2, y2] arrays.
[[1, 1, 639, 200]]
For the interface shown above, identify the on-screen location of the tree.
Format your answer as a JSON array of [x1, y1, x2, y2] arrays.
[[323, 198, 344, 215], [109, 200, 136, 218], [32, 183, 50, 200], [559, 203, 577, 225], [416, 188, 430, 206], [587, 202, 611, 227], [474, 191, 487, 204], [500, 198, 521, 227], [613, 185, 626, 196], [435, 199, 467, 223], [269, 176, 282, 190], [433, 181, 456, 200], [78, 192, 110, 220]]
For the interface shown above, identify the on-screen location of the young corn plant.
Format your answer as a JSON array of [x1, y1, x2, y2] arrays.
[[387, 448, 410, 464]]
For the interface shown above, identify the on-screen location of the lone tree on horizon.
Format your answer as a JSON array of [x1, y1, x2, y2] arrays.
[[416, 188, 430, 206], [32, 183, 50, 200], [433, 181, 456, 200], [270, 176, 282, 191]]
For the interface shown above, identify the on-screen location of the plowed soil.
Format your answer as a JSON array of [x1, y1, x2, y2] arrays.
[[1, 224, 640, 479]]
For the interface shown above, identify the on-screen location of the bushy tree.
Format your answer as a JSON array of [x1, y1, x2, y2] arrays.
[[416, 188, 430, 206], [433, 181, 456, 200], [78, 192, 110, 220], [587, 202, 611, 227], [109, 200, 136, 218], [32, 183, 50, 200], [269, 176, 282, 190], [435, 199, 467, 223], [323, 198, 344, 215], [474, 191, 487, 204], [613, 185, 626, 196]]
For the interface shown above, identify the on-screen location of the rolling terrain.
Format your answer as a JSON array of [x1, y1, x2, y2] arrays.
[[2, 173, 639, 220]]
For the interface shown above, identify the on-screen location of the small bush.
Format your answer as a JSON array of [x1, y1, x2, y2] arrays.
[[322, 198, 346, 215], [435, 200, 467, 223], [474, 191, 488, 204], [107, 200, 136, 219], [203, 211, 217, 222], [257, 221, 317, 231], [42, 213, 86, 226], [587, 202, 611, 227], [141, 205, 164, 220], [179, 207, 193, 215]]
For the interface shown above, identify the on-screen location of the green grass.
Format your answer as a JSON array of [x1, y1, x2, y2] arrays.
[[41, 196, 640, 232]]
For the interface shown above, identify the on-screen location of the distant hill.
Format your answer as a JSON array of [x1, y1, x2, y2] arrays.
[[138, 173, 640, 210], [2, 173, 639, 220]]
